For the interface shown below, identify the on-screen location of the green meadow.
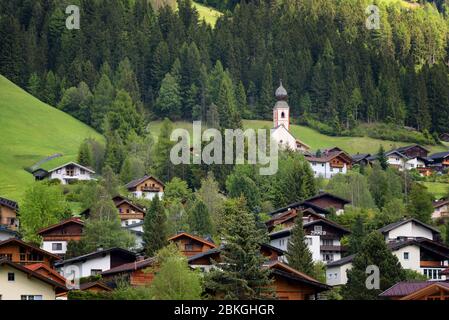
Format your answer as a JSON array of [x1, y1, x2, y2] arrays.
[[0, 75, 104, 202]]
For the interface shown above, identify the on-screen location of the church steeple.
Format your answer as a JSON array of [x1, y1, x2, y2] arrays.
[[273, 80, 290, 131]]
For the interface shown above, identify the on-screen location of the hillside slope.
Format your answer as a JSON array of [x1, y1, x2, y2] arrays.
[[149, 120, 447, 155], [0, 76, 104, 202]]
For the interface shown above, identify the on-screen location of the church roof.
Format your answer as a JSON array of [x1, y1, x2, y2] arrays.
[[275, 81, 288, 101]]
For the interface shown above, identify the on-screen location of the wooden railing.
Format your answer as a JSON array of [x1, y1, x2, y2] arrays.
[[420, 261, 444, 268]]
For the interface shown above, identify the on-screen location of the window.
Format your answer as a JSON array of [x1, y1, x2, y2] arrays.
[[314, 225, 322, 233], [91, 269, 102, 276], [52, 243, 63, 251], [322, 239, 333, 246], [281, 112, 285, 119], [8, 272, 14, 281], [330, 167, 334, 172], [403, 252, 409, 260], [80, 169, 86, 175], [0, 254, 12, 260], [339, 168, 343, 173], [126, 209, 130, 214], [424, 269, 442, 280], [21, 295, 43, 300], [323, 253, 334, 262], [185, 244, 193, 251]]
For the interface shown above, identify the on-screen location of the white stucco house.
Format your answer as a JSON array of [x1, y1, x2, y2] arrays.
[[125, 174, 165, 200], [33, 162, 95, 185], [306, 150, 353, 179], [124, 221, 144, 250], [326, 218, 449, 286], [55, 248, 136, 283], [0, 259, 66, 300]]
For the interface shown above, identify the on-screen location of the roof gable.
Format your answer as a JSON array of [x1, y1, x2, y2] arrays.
[[48, 162, 95, 174], [56, 248, 136, 266], [378, 218, 440, 235], [125, 174, 165, 189], [37, 218, 84, 235], [0, 238, 61, 261], [0, 197, 18, 211], [168, 232, 217, 249]]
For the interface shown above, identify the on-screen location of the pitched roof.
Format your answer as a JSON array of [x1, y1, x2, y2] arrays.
[[124, 221, 144, 229], [0, 258, 66, 290], [304, 192, 351, 205], [0, 196, 19, 211], [378, 218, 440, 234], [351, 153, 371, 162], [187, 247, 222, 263], [125, 174, 165, 189], [400, 282, 449, 300], [428, 151, 449, 160], [268, 200, 330, 217], [101, 257, 157, 276], [388, 238, 449, 259], [37, 217, 84, 235], [395, 144, 429, 154], [26, 263, 67, 284], [379, 281, 435, 297], [0, 238, 61, 261], [55, 248, 136, 266], [433, 199, 449, 209], [326, 254, 355, 267], [305, 151, 352, 164], [263, 260, 330, 291], [79, 281, 112, 291], [168, 232, 217, 248], [47, 161, 95, 174], [115, 199, 146, 214]]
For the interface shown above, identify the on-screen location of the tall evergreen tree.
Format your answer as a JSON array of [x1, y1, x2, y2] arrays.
[[286, 212, 314, 276], [188, 199, 213, 236], [204, 198, 274, 299], [341, 231, 406, 300], [143, 196, 168, 257]]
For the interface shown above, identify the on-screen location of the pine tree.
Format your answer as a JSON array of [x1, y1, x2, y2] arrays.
[[377, 145, 388, 170], [216, 72, 241, 129], [143, 196, 168, 257], [204, 198, 274, 299], [286, 212, 314, 276], [258, 63, 274, 119], [407, 184, 434, 223], [155, 73, 182, 120], [78, 139, 94, 168], [348, 215, 365, 255], [188, 199, 213, 236], [27, 73, 41, 99], [341, 231, 406, 300], [92, 73, 115, 132]]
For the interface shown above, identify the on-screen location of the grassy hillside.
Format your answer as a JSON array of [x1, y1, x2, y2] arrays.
[[149, 120, 447, 155], [0, 76, 104, 202]]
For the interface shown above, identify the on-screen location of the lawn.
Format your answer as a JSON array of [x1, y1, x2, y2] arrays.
[[149, 119, 447, 155], [0, 75, 104, 202], [192, 2, 223, 26], [422, 182, 448, 199]]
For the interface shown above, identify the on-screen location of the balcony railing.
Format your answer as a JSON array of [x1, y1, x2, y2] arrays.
[[141, 187, 161, 192], [420, 261, 445, 268]]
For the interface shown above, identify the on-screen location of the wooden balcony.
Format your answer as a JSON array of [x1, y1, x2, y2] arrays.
[[320, 245, 344, 252], [141, 187, 161, 192], [421, 261, 445, 268]]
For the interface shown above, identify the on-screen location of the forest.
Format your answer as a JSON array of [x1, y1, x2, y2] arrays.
[[2, 0, 449, 137]]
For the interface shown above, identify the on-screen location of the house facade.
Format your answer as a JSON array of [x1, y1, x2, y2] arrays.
[[168, 232, 217, 257], [432, 199, 449, 221], [0, 238, 60, 267], [0, 258, 66, 300], [125, 175, 165, 200], [306, 150, 352, 179], [37, 218, 84, 256], [55, 248, 136, 282], [0, 197, 19, 231], [33, 162, 95, 185], [113, 196, 146, 227]]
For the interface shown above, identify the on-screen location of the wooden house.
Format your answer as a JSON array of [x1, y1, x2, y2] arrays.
[[0, 226, 19, 241], [113, 195, 146, 226], [0, 258, 67, 300], [303, 192, 350, 215], [0, 196, 19, 231], [351, 153, 372, 167], [426, 151, 449, 172], [168, 232, 217, 257], [101, 257, 157, 287], [305, 150, 353, 179], [380, 281, 449, 300], [439, 133, 449, 142], [432, 199, 449, 222], [0, 238, 61, 267], [125, 174, 165, 200], [264, 261, 330, 300], [37, 217, 84, 256]]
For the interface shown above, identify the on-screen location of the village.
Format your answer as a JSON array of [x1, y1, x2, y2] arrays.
[[1, 83, 449, 301]]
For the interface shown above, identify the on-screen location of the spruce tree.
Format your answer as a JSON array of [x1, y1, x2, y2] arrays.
[[188, 199, 213, 236], [286, 212, 314, 276], [155, 73, 182, 120], [348, 215, 366, 255], [377, 145, 388, 170], [341, 231, 406, 300], [78, 139, 94, 168], [204, 198, 274, 299], [143, 196, 168, 257]]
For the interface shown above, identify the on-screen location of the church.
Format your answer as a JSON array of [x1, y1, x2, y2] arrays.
[[271, 82, 310, 152]]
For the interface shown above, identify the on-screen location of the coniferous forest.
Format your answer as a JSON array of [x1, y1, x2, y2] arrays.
[[2, 0, 449, 136]]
